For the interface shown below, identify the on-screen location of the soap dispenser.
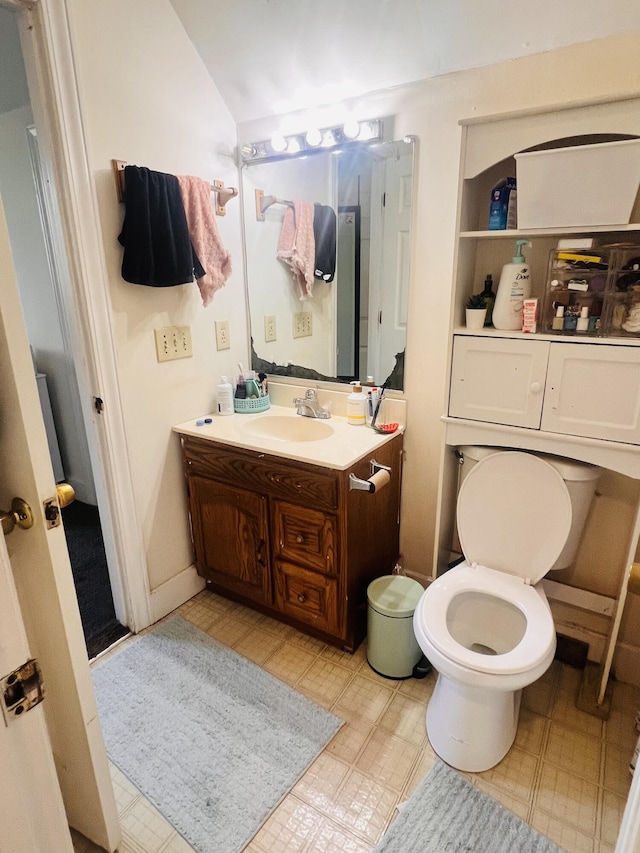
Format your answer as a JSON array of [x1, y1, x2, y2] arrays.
[[492, 240, 531, 331]]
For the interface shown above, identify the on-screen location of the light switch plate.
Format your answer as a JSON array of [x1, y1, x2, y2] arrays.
[[293, 312, 312, 338], [154, 326, 192, 362]]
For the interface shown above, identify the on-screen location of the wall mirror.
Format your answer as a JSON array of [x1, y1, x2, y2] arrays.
[[241, 135, 415, 390]]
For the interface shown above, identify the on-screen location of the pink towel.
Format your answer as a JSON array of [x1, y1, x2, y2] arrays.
[[276, 200, 315, 299], [177, 175, 232, 307]]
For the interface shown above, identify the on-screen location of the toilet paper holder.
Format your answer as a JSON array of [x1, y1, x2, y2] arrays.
[[349, 460, 391, 493]]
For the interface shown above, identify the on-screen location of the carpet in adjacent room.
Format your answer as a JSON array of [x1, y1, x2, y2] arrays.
[[91, 615, 343, 853], [373, 759, 565, 853], [63, 500, 128, 658]]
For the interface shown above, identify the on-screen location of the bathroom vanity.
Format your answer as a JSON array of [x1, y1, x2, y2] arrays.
[[174, 407, 404, 651], [436, 96, 640, 708]]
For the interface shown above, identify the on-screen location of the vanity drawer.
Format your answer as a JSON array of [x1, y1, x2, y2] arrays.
[[273, 559, 340, 636], [272, 500, 337, 575], [182, 436, 338, 510]]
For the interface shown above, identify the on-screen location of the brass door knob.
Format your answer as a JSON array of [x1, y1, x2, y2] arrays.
[[1, 498, 34, 537], [56, 483, 75, 508]]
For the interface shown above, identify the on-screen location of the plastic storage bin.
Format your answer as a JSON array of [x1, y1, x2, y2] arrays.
[[515, 138, 640, 229], [366, 575, 424, 678]]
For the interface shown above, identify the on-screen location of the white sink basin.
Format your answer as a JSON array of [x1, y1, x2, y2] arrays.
[[239, 415, 334, 443]]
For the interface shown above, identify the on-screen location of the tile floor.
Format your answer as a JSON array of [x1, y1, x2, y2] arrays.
[[72, 588, 638, 853]]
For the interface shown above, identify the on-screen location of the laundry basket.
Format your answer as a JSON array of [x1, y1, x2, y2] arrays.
[[366, 575, 424, 678]]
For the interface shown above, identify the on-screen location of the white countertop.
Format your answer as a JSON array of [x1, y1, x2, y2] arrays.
[[173, 405, 404, 470]]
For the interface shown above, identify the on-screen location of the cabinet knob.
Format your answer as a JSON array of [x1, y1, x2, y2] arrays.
[[295, 534, 304, 544], [297, 593, 306, 603], [530, 382, 542, 394]]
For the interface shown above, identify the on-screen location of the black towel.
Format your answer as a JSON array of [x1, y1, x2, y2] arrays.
[[313, 204, 336, 282], [118, 166, 205, 287]]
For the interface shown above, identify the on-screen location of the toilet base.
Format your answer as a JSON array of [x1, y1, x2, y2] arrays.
[[426, 673, 522, 772]]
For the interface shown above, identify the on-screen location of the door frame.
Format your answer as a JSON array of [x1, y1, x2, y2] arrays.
[[9, 0, 151, 632]]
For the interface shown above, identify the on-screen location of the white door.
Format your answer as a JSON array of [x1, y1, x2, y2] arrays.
[[0, 193, 120, 850], [449, 335, 551, 428], [0, 532, 74, 852], [542, 342, 640, 444], [369, 148, 413, 384]]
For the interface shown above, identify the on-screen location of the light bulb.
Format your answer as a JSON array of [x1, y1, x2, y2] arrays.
[[305, 128, 322, 147], [343, 119, 360, 140], [286, 136, 302, 154], [270, 132, 287, 153]]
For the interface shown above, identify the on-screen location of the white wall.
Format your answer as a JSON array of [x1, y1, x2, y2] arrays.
[[64, 0, 247, 592]]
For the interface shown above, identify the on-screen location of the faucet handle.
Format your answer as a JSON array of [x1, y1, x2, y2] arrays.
[[304, 388, 318, 400]]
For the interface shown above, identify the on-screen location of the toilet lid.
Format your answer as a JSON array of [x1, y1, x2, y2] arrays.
[[457, 451, 572, 585]]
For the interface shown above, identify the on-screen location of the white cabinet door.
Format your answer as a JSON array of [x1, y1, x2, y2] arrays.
[[542, 343, 640, 444], [449, 336, 550, 428]]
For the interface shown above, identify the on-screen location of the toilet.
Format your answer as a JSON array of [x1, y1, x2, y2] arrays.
[[413, 446, 601, 772]]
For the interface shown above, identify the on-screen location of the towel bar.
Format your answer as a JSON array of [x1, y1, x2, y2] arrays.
[[112, 159, 237, 215]]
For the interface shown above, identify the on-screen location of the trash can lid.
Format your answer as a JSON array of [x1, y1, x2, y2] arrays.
[[367, 575, 425, 618]]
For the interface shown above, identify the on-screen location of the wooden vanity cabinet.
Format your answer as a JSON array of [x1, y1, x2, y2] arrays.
[[180, 433, 403, 651]]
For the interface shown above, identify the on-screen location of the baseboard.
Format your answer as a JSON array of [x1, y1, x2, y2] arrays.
[[150, 564, 206, 624]]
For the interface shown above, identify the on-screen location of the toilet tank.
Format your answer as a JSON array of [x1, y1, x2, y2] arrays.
[[457, 445, 602, 572]]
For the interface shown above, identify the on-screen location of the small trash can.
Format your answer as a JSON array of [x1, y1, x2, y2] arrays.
[[367, 575, 424, 678]]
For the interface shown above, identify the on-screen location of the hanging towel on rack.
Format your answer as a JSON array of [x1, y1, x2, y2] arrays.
[[276, 200, 316, 299], [177, 175, 232, 307], [313, 204, 336, 282], [117, 166, 204, 287]]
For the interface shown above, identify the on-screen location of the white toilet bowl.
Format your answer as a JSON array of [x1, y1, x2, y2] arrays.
[[413, 448, 601, 772]]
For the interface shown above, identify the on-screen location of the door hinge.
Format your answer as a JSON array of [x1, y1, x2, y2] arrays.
[[1, 659, 44, 726], [93, 396, 104, 414]]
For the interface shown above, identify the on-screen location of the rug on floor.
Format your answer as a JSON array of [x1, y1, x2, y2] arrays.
[[91, 615, 343, 853], [373, 759, 565, 853]]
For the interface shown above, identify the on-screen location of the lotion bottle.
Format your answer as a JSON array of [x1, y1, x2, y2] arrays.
[[347, 382, 366, 426], [492, 240, 531, 331], [217, 376, 234, 415]]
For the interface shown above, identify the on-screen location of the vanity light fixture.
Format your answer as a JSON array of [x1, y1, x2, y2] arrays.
[[241, 119, 383, 163]]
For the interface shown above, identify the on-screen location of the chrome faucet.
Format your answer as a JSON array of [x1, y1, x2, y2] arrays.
[[293, 388, 331, 419]]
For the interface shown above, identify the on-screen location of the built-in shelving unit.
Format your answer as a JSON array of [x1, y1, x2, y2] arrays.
[[435, 96, 640, 711]]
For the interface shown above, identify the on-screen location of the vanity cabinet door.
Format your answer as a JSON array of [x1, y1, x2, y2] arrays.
[[542, 343, 640, 444], [188, 476, 272, 605], [449, 335, 550, 428]]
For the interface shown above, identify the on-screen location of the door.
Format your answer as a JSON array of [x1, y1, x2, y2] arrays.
[[0, 193, 120, 850], [369, 147, 413, 383], [449, 335, 550, 428], [0, 531, 74, 852], [542, 342, 640, 444], [189, 475, 272, 605]]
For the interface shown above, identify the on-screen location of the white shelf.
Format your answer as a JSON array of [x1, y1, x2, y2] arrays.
[[453, 327, 640, 346], [460, 224, 640, 239]]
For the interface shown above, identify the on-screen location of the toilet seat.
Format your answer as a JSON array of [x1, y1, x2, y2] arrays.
[[457, 451, 573, 584], [416, 563, 556, 675], [416, 451, 571, 676]]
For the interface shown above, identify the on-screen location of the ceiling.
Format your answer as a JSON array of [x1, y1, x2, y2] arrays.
[[169, 0, 640, 124]]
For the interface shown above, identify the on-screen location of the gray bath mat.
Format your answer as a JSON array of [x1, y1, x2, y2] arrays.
[[374, 759, 564, 852], [92, 615, 342, 853]]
